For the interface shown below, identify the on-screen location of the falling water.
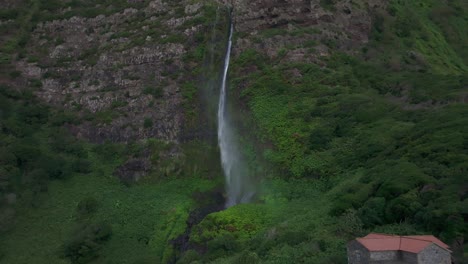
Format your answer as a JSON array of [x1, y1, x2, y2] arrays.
[[217, 21, 254, 207]]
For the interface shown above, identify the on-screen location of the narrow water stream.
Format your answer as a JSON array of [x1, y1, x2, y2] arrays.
[[172, 10, 257, 262], [217, 19, 255, 207]]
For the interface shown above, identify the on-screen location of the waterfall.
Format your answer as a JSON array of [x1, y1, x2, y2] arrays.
[[217, 20, 254, 208]]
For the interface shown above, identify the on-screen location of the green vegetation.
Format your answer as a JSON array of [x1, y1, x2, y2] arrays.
[[320, 0, 338, 11], [1, 0, 467, 264], [196, 0, 467, 262], [143, 85, 164, 98], [144, 117, 153, 128], [0, 84, 222, 263], [0, 1, 228, 264], [30, 0, 150, 22]]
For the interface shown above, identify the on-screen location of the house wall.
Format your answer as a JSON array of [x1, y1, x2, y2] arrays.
[[401, 251, 417, 263], [347, 240, 371, 264], [370, 261, 407, 264], [417, 243, 451, 264], [370, 250, 399, 262]]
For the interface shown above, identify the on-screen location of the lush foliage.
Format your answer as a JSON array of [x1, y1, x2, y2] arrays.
[[0, 83, 222, 264], [1, 0, 468, 263], [196, 0, 468, 262]]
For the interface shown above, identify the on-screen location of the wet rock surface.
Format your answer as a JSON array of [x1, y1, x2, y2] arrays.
[[171, 189, 226, 261]]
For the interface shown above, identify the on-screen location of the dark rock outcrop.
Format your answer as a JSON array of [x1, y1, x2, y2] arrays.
[[15, 0, 218, 144], [229, 0, 388, 62]]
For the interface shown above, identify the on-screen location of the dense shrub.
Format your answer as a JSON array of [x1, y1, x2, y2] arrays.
[[61, 222, 112, 263], [143, 86, 163, 98], [177, 250, 200, 264], [0, 9, 19, 20], [207, 234, 240, 253], [76, 197, 99, 217], [231, 251, 260, 264], [319, 0, 337, 11], [143, 118, 153, 128]]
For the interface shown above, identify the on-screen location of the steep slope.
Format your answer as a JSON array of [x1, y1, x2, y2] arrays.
[[185, 0, 468, 263], [12, 0, 214, 143], [0, 0, 229, 263], [1, 0, 467, 263]]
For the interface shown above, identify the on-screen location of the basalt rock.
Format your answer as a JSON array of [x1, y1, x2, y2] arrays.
[[15, 0, 218, 144], [229, 0, 388, 62]]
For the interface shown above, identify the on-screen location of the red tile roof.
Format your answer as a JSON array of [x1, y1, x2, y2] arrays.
[[355, 233, 451, 253]]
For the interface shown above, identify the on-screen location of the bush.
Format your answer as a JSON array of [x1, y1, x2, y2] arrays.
[[76, 197, 99, 217], [29, 79, 43, 88], [61, 222, 112, 264], [71, 159, 92, 174], [358, 197, 386, 227], [143, 86, 163, 98], [177, 250, 200, 264], [0, 53, 12, 65], [143, 118, 153, 129], [92, 142, 125, 161], [9, 71, 21, 78], [308, 126, 333, 150], [111, 100, 128, 109], [207, 234, 239, 253], [232, 251, 260, 264], [335, 209, 364, 238], [0, 9, 19, 20], [320, 0, 337, 11], [40, 155, 69, 179], [318, 255, 347, 264], [385, 192, 422, 223], [12, 143, 41, 167], [373, 161, 430, 199]]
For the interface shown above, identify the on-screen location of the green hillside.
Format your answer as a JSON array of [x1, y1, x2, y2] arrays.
[[0, 0, 467, 263]]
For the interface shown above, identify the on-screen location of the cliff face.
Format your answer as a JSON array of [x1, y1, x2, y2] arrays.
[[11, 0, 387, 144], [7, 0, 387, 182], [2, 1, 467, 263], [231, 0, 388, 61], [14, 0, 221, 144]]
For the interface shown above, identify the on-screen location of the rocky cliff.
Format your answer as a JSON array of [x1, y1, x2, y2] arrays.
[[9, 0, 391, 143], [13, 0, 224, 144], [9, 0, 388, 144], [231, 0, 387, 61], [4, 0, 389, 183]]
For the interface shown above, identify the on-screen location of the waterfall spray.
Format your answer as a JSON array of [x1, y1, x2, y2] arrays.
[[217, 17, 254, 208]]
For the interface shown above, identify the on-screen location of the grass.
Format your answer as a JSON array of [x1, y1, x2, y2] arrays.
[[0, 156, 217, 264], [0, 82, 224, 263]]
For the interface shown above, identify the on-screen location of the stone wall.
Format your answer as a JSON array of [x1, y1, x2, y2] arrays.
[[347, 240, 371, 264], [370, 250, 400, 262], [401, 251, 417, 263], [418, 243, 451, 264], [347, 241, 452, 264]]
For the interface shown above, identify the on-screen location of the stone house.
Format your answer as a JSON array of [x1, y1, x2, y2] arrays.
[[347, 233, 451, 264]]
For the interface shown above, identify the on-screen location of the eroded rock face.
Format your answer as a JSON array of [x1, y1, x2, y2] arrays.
[[12, 0, 388, 181], [114, 158, 152, 182], [230, 0, 388, 62], [15, 0, 216, 144], [14, 0, 388, 144]]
